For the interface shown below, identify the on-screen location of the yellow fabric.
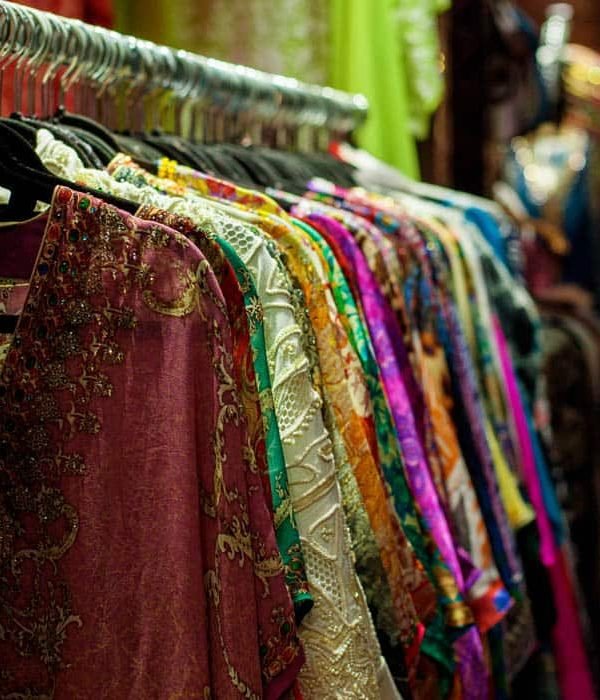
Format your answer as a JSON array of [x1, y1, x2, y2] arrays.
[[486, 420, 536, 531]]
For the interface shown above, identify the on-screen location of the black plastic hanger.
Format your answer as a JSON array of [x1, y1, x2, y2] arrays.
[[53, 110, 156, 171], [10, 113, 98, 168], [143, 132, 208, 171], [115, 133, 165, 163], [63, 125, 117, 165], [188, 143, 238, 180], [54, 108, 122, 152], [0, 316, 18, 333], [0, 122, 139, 220], [211, 144, 280, 187], [0, 116, 38, 146]]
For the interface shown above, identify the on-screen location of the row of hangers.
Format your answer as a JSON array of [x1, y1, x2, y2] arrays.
[[1, 2, 524, 261], [0, 1, 363, 223], [0, 107, 359, 218], [0, 1, 368, 145]]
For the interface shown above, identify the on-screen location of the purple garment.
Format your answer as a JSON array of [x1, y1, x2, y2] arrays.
[[302, 212, 489, 698]]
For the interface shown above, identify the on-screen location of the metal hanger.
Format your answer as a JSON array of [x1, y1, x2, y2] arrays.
[[0, 0, 369, 150]]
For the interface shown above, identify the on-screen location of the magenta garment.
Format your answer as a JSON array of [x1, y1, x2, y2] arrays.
[[549, 549, 596, 700], [493, 316, 556, 567], [302, 211, 489, 698], [0, 187, 303, 699], [304, 213, 461, 577], [493, 317, 595, 699]]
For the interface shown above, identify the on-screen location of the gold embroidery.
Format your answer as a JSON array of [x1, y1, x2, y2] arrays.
[[202, 312, 286, 700], [200, 319, 241, 518], [0, 334, 11, 370], [130, 203, 303, 695], [142, 266, 199, 317], [273, 494, 293, 531], [0, 190, 208, 698], [196, 259, 228, 319]]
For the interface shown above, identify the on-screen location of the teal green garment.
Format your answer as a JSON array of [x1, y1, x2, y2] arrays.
[[329, 0, 421, 179], [217, 237, 314, 621]]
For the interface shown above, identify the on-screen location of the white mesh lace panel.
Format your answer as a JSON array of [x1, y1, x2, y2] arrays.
[[302, 544, 345, 612], [273, 367, 322, 444], [216, 220, 261, 259]]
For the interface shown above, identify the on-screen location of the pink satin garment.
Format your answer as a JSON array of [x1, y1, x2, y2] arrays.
[[492, 316, 556, 567], [548, 549, 596, 700]]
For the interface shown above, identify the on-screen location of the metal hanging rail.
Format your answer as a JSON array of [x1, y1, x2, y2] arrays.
[[0, 0, 369, 137]]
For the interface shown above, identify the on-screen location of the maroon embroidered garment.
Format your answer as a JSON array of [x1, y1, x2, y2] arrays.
[[0, 187, 303, 699]]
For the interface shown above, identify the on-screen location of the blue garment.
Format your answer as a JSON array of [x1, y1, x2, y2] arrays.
[[465, 207, 512, 273]]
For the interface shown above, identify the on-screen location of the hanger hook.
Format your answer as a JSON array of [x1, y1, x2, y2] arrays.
[[23, 8, 54, 115], [40, 15, 68, 115], [11, 4, 35, 114], [60, 19, 89, 108], [0, 3, 24, 104]]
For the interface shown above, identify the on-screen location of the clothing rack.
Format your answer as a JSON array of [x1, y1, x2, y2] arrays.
[[0, 0, 369, 139]]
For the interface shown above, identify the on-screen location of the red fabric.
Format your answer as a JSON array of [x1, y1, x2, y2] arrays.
[[13, 0, 113, 26], [0, 188, 302, 698]]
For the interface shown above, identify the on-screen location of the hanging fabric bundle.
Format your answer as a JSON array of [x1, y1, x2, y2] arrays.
[[0, 3, 595, 699]]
